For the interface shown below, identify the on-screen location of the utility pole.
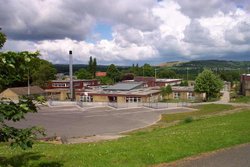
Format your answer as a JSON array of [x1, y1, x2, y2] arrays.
[[27, 68, 30, 96], [154, 68, 158, 79], [69, 50, 73, 101]]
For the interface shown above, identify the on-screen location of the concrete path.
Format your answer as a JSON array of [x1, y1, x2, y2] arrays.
[[8, 105, 193, 138], [160, 144, 250, 167]]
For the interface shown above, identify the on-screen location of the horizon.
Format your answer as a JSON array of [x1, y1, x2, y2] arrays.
[[1, 0, 250, 65]]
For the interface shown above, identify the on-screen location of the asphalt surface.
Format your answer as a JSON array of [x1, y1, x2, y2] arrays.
[[163, 144, 250, 167], [8, 105, 192, 138]]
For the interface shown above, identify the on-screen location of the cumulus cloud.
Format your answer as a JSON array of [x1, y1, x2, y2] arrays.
[[1, 0, 250, 64]]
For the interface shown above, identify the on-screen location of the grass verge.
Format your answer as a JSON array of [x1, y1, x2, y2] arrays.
[[1, 105, 249, 167]]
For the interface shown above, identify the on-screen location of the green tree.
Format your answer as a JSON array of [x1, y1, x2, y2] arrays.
[[0, 31, 44, 149], [98, 76, 114, 85], [161, 85, 172, 100], [75, 68, 92, 79], [0, 29, 6, 49], [106, 64, 121, 82], [31, 59, 56, 87], [158, 69, 177, 78], [87, 56, 97, 78], [141, 64, 154, 77], [195, 69, 223, 101], [93, 58, 97, 78], [180, 80, 188, 86]]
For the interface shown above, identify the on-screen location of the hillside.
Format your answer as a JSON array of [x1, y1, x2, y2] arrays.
[[173, 60, 250, 69]]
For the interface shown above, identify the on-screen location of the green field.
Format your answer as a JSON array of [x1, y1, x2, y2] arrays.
[[1, 105, 250, 167]]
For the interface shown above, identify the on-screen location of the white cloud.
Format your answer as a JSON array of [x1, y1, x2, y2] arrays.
[[1, 0, 250, 64]]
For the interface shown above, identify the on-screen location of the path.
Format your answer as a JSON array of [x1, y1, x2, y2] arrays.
[[160, 143, 250, 167]]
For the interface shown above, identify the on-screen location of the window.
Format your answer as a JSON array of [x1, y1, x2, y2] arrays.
[[80, 96, 93, 102], [52, 83, 68, 87], [174, 92, 180, 99], [126, 97, 141, 103], [187, 92, 194, 99]]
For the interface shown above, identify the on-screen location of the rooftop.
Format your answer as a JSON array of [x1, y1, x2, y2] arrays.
[[87, 87, 160, 96], [104, 82, 144, 91], [7, 86, 45, 95], [172, 86, 194, 92], [156, 79, 182, 82]]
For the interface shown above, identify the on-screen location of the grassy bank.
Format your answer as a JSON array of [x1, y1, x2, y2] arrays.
[[1, 106, 250, 167]]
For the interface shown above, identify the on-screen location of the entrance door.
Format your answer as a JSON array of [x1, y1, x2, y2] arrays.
[[108, 96, 117, 102]]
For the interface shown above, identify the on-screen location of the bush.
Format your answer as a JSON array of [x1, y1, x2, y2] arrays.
[[184, 117, 194, 123]]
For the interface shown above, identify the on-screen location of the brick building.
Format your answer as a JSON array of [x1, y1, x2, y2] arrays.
[[240, 74, 250, 96]]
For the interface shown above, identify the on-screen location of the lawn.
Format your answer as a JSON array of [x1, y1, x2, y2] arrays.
[[161, 103, 235, 123], [1, 106, 250, 167]]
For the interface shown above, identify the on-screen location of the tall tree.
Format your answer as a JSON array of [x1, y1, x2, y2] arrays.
[[161, 85, 172, 100], [87, 56, 97, 78], [0, 31, 44, 149], [106, 64, 121, 82], [93, 58, 97, 78], [195, 69, 223, 101]]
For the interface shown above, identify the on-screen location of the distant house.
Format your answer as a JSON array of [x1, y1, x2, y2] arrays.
[[165, 86, 206, 101], [133, 76, 182, 87], [134, 76, 156, 87], [96, 71, 107, 77], [82, 82, 161, 103], [45, 79, 100, 101], [240, 74, 250, 96], [0, 86, 45, 101]]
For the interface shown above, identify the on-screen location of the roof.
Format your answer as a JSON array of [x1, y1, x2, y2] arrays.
[[104, 82, 144, 91], [88, 87, 161, 97], [172, 86, 194, 92], [156, 79, 182, 83], [134, 76, 155, 82], [51, 79, 97, 82], [95, 72, 107, 77], [8, 86, 45, 95]]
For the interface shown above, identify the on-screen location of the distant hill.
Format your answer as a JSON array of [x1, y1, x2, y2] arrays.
[[157, 61, 184, 67], [169, 60, 250, 70], [53, 64, 129, 74]]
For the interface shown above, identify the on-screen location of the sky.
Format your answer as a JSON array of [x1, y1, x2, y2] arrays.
[[1, 0, 250, 65]]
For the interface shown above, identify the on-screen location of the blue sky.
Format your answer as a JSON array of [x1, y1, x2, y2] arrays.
[[1, 0, 250, 65]]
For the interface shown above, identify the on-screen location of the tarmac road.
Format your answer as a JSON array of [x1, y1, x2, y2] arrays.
[[8, 105, 192, 138]]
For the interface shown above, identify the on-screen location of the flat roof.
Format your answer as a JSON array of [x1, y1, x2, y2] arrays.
[[172, 86, 194, 92], [87, 87, 160, 96], [156, 79, 182, 82], [51, 79, 97, 82], [104, 82, 144, 91]]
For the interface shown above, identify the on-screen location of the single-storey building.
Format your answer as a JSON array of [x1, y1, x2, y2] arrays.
[[0, 86, 45, 101], [81, 82, 161, 103], [164, 86, 206, 101], [45, 79, 100, 100], [240, 74, 250, 96], [131, 76, 182, 87]]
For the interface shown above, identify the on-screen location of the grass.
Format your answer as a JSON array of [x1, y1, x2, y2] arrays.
[[161, 104, 235, 123], [231, 96, 250, 103], [1, 105, 249, 167]]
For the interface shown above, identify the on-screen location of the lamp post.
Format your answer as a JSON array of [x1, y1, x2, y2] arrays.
[[27, 68, 30, 96], [69, 50, 73, 101]]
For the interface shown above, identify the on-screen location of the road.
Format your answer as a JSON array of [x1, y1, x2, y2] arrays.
[[8, 105, 192, 138]]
